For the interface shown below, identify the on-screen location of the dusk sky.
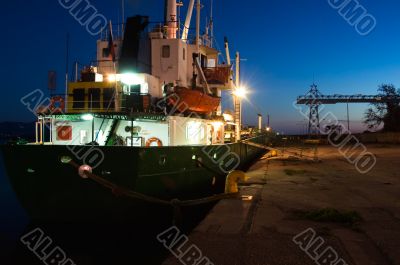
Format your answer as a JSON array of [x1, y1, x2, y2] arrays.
[[2, 0, 400, 134]]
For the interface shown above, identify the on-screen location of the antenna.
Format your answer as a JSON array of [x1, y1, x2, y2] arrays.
[[205, 16, 209, 37], [65, 33, 69, 96], [177, 1, 184, 39], [121, 0, 125, 35], [117, 7, 120, 38], [210, 0, 214, 48], [48, 71, 57, 93], [196, 0, 201, 50]]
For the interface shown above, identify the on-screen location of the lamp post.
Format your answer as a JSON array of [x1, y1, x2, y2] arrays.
[[234, 52, 241, 142], [233, 86, 247, 142], [232, 52, 249, 141]]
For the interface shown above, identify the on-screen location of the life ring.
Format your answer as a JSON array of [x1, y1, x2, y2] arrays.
[[49, 96, 65, 113], [146, 137, 163, 147]]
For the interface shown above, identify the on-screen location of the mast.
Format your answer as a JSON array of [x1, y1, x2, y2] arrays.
[[196, 0, 201, 51], [182, 0, 195, 42], [75, 61, 78, 82], [210, 0, 214, 48], [177, 1, 183, 39], [65, 33, 69, 111], [121, 0, 125, 35], [224, 37, 231, 65]]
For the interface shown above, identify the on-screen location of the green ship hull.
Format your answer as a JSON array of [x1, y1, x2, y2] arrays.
[[1, 136, 269, 223]]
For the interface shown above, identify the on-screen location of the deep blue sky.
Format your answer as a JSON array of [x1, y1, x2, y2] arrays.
[[2, 0, 400, 134]]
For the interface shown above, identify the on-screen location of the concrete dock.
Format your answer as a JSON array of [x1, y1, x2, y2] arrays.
[[162, 145, 400, 265]]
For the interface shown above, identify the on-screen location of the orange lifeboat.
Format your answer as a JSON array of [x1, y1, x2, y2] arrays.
[[167, 87, 220, 114]]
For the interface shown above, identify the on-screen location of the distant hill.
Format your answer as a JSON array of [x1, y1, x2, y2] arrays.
[[0, 122, 35, 140]]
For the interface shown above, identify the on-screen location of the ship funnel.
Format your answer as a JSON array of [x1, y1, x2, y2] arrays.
[[165, 0, 178, 39]]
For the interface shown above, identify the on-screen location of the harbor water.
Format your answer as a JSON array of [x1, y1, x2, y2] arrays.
[[0, 150, 30, 259], [0, 143, 215, 265]]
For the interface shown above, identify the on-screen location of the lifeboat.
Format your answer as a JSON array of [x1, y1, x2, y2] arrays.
[[167, 87, 221, 114]]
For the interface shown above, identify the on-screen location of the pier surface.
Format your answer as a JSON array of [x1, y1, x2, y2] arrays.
[[162, 144, 400, 265]]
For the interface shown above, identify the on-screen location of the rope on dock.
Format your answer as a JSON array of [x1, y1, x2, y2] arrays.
[[68, 160, 239, 226]]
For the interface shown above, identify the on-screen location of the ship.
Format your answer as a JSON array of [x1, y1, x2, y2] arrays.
[[1, 0, 271, 225]]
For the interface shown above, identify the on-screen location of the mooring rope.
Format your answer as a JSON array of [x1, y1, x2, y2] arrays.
[[68, 160, 239, 225]]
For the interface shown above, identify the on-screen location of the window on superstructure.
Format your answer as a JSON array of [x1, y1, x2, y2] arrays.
[[80, 130, 89, 144], [186, 123, 205, 142], [72, 89, 85, 109], [162, 45, 170, 58], [208, 59, 216, 67], [103, 88, 115, 109], [88, 88, 101, 109], [102, 48, 109, 58]]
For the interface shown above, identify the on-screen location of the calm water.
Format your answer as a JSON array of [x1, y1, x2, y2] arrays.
[[0, 151, 30, 256], [0, 142, 213, 264]]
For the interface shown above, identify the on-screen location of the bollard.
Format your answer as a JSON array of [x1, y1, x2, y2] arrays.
[[225, 170, 248, 193]]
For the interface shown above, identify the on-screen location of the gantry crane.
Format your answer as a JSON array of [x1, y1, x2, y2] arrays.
[[297, 84, 400, 136]]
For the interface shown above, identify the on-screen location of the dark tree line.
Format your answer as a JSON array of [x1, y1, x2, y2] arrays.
[[364, 84, 400, 132]]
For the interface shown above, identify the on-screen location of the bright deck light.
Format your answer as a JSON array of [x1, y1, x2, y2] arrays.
[[107, 74, 118, 83], [120, 73, 144, 86], [81, 114, 94, 121], [223, 113, 234, 122], [212, 121, 224, 130], [233, 87, 248, 98]]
